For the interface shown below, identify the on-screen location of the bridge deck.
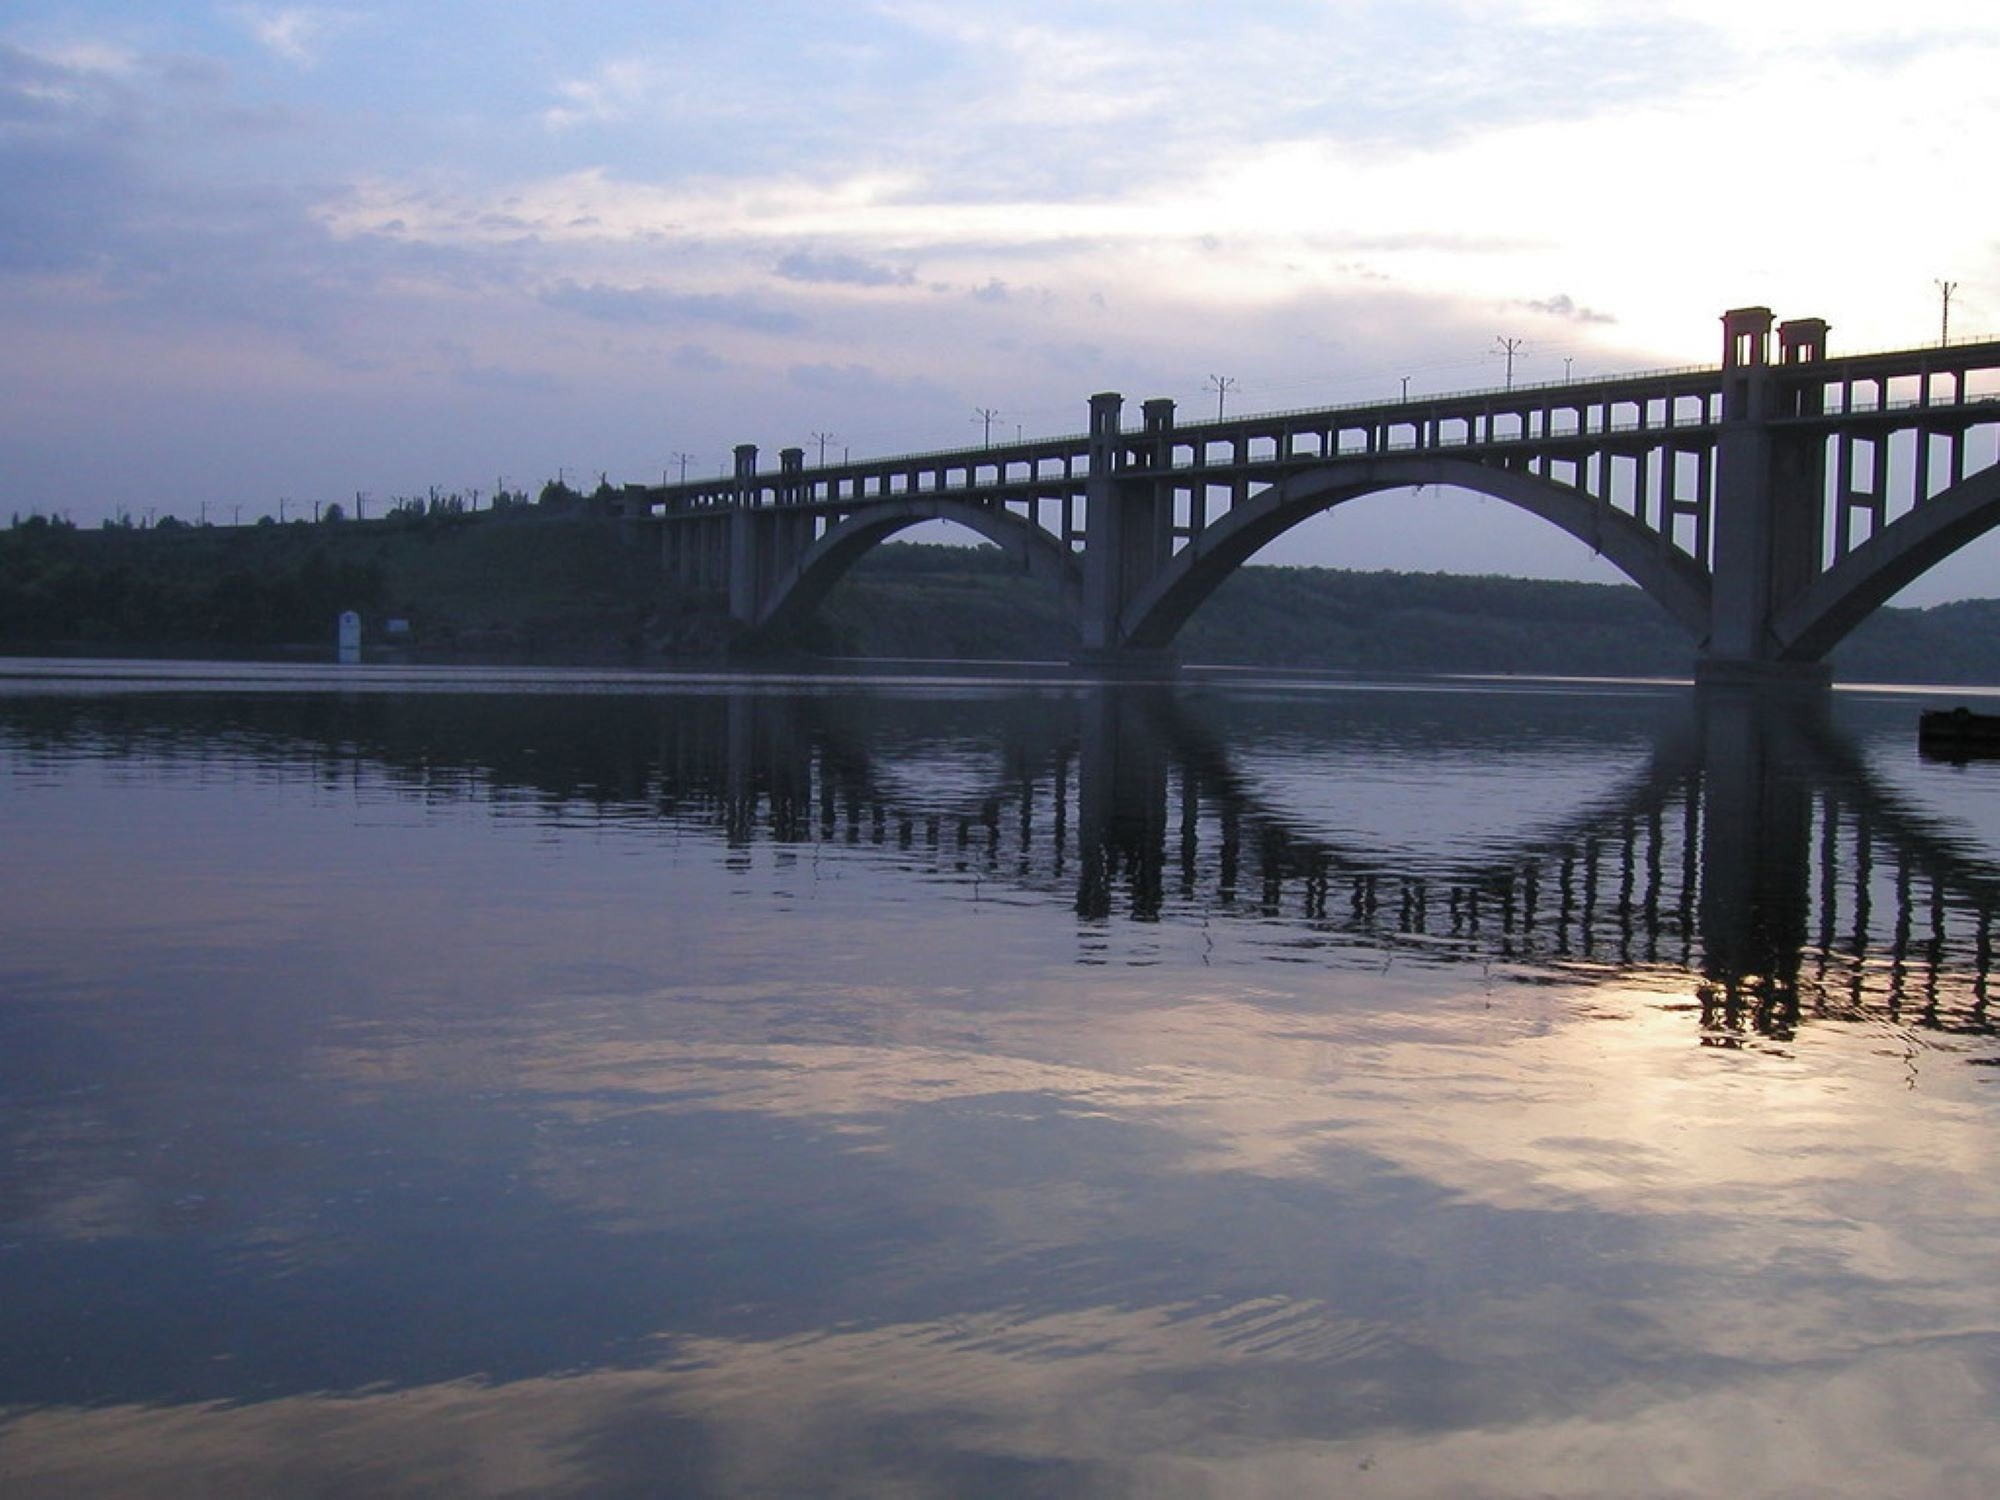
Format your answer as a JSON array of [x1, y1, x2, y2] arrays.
[[640, 337, 2000, 521]]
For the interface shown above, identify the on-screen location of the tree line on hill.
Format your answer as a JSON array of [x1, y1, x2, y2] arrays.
[[815, 543, 2000, 683], [5, 515, 2000, 683]]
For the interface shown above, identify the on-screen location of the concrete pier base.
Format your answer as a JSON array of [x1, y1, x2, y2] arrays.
[[1068, 647, 1181, 680], [1693, 657, 1832, 691]]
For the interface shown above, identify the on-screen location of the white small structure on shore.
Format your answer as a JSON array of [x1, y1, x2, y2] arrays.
[[337, 610, 362, 665]]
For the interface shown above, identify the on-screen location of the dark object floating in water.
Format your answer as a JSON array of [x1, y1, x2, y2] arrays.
[[1919, 706, 2000, 759]]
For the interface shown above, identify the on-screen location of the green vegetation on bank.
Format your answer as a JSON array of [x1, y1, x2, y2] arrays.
[[6, 513, 2000, 682], [0, 504, 729, 658]]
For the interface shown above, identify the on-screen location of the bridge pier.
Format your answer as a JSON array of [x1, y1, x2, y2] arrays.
[[1076, 391, 1181, 671], [723, 444, 819, 640], [1702, 308, 1832, 686], [1692, 657, 1832, 690]]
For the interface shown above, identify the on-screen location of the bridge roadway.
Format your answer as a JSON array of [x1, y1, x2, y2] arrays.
[[630, 307, 2000, 684]]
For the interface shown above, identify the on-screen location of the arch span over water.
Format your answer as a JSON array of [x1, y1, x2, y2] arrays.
[[754, 498, 1082, 636], [1117, 456, 1714, 651]]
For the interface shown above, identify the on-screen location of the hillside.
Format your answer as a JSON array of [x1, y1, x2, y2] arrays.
[[5, 514, 1999, 683], [0, 509, 733, 659], [823, 542, 2000, 684]]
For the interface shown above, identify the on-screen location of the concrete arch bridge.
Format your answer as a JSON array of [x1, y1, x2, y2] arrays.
[[637, 307, 2000, 684]]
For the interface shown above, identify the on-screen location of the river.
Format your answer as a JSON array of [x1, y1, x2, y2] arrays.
[[3, 661, 1999, 1497]]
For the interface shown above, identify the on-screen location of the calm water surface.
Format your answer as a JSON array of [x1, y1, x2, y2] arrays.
[[3, 661, 2000, 1497]]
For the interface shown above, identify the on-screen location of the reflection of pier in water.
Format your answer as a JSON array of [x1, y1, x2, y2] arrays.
[[4, 685, 1995, 1045]]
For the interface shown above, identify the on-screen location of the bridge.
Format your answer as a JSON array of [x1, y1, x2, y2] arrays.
[[632, 306, 2000, 683]]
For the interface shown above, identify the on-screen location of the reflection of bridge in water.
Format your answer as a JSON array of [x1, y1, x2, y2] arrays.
[[694, 688, 2000, 1047], [5, 683, 1994, 1046]]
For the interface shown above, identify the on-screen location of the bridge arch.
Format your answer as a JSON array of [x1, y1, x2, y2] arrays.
[[753, 497, 1081, 636], [1774, 466, 2000, 663], [1118, 455, 1714, 650]]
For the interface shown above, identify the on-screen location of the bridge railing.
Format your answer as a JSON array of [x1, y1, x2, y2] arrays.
[[644, 337, 2000, 514], [645, 363, 1739, 513]]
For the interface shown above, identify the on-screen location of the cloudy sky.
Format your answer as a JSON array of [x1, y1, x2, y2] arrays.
[[5, 1, 1998, 595]]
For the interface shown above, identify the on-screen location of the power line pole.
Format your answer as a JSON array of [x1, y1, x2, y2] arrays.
[[669, 453, 692, 485], [973, 407, 1001, 448], [1937, 279, 1959, 346], [1206, 374, 1237, 421], [1400, 376, 1410, 402], [810, 431, 837, 466], [1494, 336, 1525, 389]]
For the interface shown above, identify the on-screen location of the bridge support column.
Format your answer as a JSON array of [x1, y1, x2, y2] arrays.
[[725, 444, 815, 639], [1700, 306, 1832, 687], [727, 444, 762, 626], [661, 514, 731, 593], [1076, 391, 1179, 672]]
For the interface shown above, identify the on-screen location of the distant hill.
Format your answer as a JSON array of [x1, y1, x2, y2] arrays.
[[821, 542, 2000, 685], [5, 515, 1999, 683]]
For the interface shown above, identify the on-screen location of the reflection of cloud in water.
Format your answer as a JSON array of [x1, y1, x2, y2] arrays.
[[859, 743, 1024, 815], [329, 967, 2000, 1383], [1230, 741, 1654, 867], [5, 1315, 1998, 1498]]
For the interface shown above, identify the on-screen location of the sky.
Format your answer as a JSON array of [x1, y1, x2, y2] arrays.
[[5, 0, 1999, 599]]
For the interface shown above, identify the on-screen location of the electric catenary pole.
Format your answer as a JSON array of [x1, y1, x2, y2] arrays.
[[1206, 375, 1237, 421], [1494, 336, 1525, 390], [1938, 279, 1959, 347]]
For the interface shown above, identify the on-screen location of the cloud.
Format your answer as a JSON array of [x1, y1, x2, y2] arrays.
[[539, 59, 664, 132], [1034, 341, 1105, 372], [670, 344, 730, 373], [784, 360, 959, 413], [540, 280, 807, 334], [229, 6, 354, 67], [1520, 293, 1617, 325], [773, 251, 915, 288], [453, 364, 566, 394]]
